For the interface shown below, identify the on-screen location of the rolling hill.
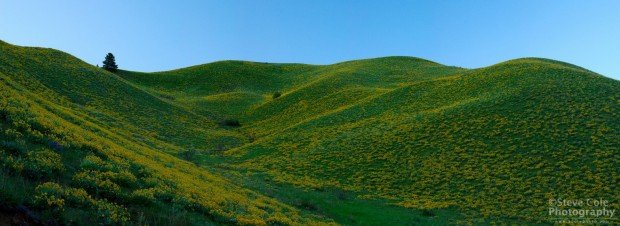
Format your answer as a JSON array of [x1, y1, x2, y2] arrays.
[[1, 40, 618, 225], [0, 40, 333, 225]]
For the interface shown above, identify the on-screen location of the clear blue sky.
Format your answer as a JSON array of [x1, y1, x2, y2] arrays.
[[1, 0, 619, 79]]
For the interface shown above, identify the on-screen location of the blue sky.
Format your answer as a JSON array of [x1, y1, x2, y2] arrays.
[[1, 0, 619, 79]]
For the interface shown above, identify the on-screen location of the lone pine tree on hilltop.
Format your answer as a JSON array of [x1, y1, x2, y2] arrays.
[[102, 53, 118, 72]]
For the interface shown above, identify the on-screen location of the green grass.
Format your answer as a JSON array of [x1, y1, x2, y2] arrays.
[[0, 40, 333, 225], [1, 39, 618, 225], [211, 171, 467, 226], [225, 58, 618, 224]]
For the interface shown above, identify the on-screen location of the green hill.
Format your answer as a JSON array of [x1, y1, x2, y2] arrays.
[[117, 61, 322, 119], [1, 40, 618, 225], [0, 40, 333, 225], [230, 57, 619, 223]]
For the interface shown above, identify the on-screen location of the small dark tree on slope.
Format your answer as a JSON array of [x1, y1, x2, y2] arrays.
[[102, 53, 118, 73]]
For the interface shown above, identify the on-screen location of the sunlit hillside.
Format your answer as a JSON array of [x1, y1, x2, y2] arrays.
[[1, 40, 619, 225]]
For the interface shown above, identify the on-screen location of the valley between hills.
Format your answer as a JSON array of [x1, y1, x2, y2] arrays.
[[1, 40, 618, 225]]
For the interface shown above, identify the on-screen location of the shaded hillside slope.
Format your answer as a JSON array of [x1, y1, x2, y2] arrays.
[[0, 41, 334, 225], [0, 41, 245, 151]]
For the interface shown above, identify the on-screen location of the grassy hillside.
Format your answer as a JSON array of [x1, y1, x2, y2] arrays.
[[0, 41, 247, 152], [226, 58, 619, 224], [0, 40, 334, 225], [120, 57, 466, 137], [1, 39, 618, 225], [117, 61, 322, 119]]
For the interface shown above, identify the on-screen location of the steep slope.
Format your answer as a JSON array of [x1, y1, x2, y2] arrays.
[[0, 41, 334, 225], [0, 41, 245, 151], [225, 58, 620, 223]]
